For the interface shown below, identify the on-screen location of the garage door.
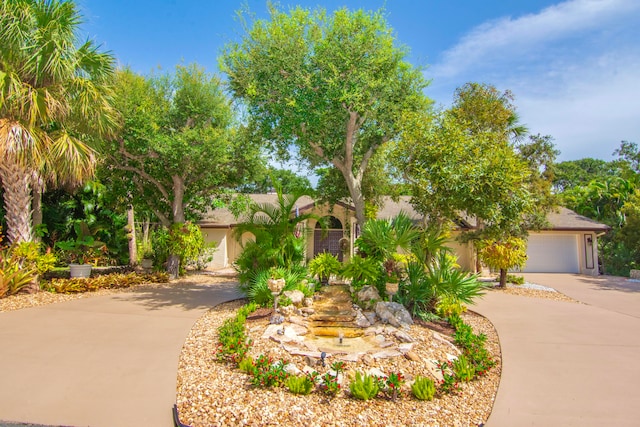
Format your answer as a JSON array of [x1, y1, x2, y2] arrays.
[[522, 234, 579, 273]]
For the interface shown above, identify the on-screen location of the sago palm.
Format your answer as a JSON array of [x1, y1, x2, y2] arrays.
[[0, 0, 117, 243]]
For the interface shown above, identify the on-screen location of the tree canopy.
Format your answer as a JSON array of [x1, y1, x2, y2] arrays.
[[221, 5, 430, 226], [103, 64, 264, 227]]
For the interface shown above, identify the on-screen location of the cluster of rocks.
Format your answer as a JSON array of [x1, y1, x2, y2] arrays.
[[258, 282, 433, 368]]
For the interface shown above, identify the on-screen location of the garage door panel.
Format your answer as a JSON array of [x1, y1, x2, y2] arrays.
[[522, 234, 579, 273]]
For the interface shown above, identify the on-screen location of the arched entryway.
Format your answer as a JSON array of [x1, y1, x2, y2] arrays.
[[313, 216, 344, 261]]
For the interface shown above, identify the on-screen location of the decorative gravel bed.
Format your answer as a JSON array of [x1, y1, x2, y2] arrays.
[[176, 299, 501, 427]]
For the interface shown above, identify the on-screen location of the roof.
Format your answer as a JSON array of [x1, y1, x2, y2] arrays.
[[199, 194, 609, 232], [542, 206, 610, 232], [198, 194, 316, 227]]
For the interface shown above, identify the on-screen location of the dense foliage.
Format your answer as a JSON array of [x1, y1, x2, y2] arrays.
[[222, 5, 430, 226]]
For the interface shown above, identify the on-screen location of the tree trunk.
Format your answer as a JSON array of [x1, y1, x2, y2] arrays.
[[32, 173, 45, 238], [166, 176, 185, 278], [499, 268, 507, 288], [167, 254, 180, 279], [0, 161, 34, 244], [127, 205, 137, 266], [339, 168, 367, 227]]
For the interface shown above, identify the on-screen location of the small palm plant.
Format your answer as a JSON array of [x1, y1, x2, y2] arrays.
[[308, 252, 342, 284]]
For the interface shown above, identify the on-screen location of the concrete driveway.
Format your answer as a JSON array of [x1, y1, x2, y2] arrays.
[[474, 273, 640, 427], [0, 280, 241, 427]]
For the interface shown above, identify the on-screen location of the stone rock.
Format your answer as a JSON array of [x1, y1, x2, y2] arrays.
[[372, 349, 403, 359], [363, 311, 377, 324], [375, 302, 414, 328], [404, 350, 421, 362], [446, 353, 458, 361], [284, 363, 302, 376], [303, 297, 314, 307], [379, 341, 395, 349], [354, 310, 371, 328], [283, 290, 305, 306], [288, 316, 307, 327], [337, 353, 361, 363], [278, 305, 295, 316], [398, 343, 414, 354], [303, 341, 319, 352], [270, 314, 285, 325], [393, 330, 415, 343], [362, 354, 375, 366], [357, 286, 381, 309], [300, 307, 315, 316]]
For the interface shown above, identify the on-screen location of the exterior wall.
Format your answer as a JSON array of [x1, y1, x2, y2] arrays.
[[200, 228, 230, 269], [447, 238, 475, 272]]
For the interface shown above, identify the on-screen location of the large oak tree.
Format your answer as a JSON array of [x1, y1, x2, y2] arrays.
[[221, 6, 430, 226]]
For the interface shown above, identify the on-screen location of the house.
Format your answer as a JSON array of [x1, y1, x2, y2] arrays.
[[198, 195, 609, 276]]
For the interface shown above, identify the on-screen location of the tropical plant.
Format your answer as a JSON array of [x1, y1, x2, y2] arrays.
[[349, 371, 380, 401], [55, 221, 107, 265], [285, 375, 315, 395], [308, 252, 342, 283], [0, 0, 117, 244], [452, 354, 475, 382], [341, 255, 383, 291], [397, 252, 487, 319], [233, 181, 321, 284], [411, 376, 436, 401], [0, 247, 37, 297], [242, 266, 307, 307]]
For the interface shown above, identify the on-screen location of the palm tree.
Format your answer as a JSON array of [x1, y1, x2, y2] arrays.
[[0, 0, 117, 244]]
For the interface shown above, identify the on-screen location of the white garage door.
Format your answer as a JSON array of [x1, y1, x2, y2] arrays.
[[522, 234, 580, 273]]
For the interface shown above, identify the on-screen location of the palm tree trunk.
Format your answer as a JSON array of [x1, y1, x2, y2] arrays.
[[0, 161, 34, 244]]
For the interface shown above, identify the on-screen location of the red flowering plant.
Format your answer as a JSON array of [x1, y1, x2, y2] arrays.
[[384, 371, 405, 401], [437, 360, 461, 395], [320, 372, 341, 396]]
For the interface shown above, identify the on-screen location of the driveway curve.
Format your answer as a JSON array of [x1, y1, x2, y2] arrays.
[[475, 273, 640, 427], [0, 280, 242, 427]]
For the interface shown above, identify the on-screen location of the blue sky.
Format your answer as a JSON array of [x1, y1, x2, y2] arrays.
[[78, 0, 639, 163]]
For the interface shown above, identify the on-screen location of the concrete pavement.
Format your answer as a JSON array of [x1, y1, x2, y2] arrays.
[[0, 280, 242, 427], [474, 274, 640, 427]]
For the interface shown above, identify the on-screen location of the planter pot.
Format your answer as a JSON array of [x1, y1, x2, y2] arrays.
[[140, 259, 154, 269], [69, 264, 92, 278]]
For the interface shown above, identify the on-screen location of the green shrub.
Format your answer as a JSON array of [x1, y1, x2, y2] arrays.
[[308, 252, 342, 283], [238, 357, 257, 375], [349, 371, 380, 400], [504, 274, 525, 285], [452, 354, 475, 382], [251, 355, 289, 388], [243, 266, 308, 307], [286, 375, 314, 395], [341, 256, 382, 291], [411, 376, 436, 401], [216, 314, 252, 365]]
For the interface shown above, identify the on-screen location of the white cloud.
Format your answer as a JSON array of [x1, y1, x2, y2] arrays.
[[431, 0, 640, 79], [428, 0, 640, 161]]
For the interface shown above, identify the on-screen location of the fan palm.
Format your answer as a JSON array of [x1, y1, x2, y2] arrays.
[[233, 180, 322, 283], [0, 0, 117, 243]]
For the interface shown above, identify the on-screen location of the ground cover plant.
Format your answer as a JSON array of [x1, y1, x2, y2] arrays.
[[41, 272, 169, 294]]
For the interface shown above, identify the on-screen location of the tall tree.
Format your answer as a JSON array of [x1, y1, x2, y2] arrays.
[[221, 5, 430, 226], [0, 0, 117, 244], [105, 65, 263, 227]]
